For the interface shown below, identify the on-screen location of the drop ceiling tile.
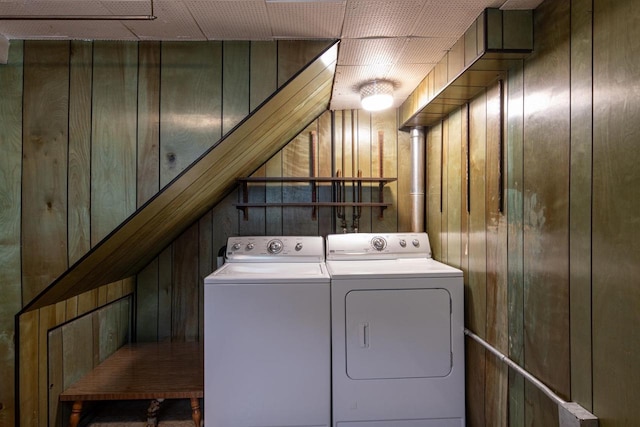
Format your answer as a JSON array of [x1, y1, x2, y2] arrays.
[[0, 20, 136, 40], [395, 36, 455, 64], [0, 21, 71, 39], [118, 1, 204, 40], [59, 21, 141, 39], [100, 1, 155, 15], [185, 0, 271, 40], [342, 0, 427, 38], [386, 62, 435, 96], [333, 63, 394, 95], [501, 0, 544, 9], [338, 38, 406, 66], [411, 0, 502, 38], [267, 2, 345, 38], [329, 93, 360, 111], [0, 0, 110, 15]]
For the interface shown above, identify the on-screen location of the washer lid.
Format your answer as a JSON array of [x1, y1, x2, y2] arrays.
[[205, 262, 329, 284], [326, 258, 462, 279]]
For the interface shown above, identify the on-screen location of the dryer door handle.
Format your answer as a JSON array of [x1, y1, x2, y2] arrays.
[[359, 322, 370, 348]]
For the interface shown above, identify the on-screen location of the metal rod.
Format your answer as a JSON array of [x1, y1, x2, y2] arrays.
[[378, 130, 384, 178], [466, 103, 471, 214], [410, 127, 425, 232], [498, 78, 505, 214], [351, 110, 357, 231], [464, 328, 567, 406], [310, 131, 317, 178], [351, 110, 357, 178], [0, 15, 156, 20], [440, 120, 444, 213], [310, 131, 318, 220]]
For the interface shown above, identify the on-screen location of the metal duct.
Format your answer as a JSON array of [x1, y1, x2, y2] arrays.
[[410, 127, 425, 232]]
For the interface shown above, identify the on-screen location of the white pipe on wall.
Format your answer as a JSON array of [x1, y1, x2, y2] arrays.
[[464, 329, 599, 427]]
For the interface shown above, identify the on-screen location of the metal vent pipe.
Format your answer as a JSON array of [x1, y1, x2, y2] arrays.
[[410, 127, 425, 232]]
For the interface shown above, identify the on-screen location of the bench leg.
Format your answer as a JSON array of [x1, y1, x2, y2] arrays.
[[190, 398, 202, 427], [68, 401, 83, 427], [146, 398, 164, 427]]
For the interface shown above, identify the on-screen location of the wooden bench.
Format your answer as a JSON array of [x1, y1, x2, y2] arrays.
[[59, 342, 203, 427]]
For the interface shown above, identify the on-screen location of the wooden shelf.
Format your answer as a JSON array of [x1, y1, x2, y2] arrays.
[[237, 176, 397, 184], [235, 176, 397, 220]]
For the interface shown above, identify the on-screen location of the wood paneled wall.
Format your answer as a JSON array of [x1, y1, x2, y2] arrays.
[[0, 39, 337, 426], [47, 297, 131, 427], [592, 0, 640, 424], [19, 281, 134, 427], [0, 38, 22, 427], [7, 1, 638, 425], [428, 0, 640, 426]]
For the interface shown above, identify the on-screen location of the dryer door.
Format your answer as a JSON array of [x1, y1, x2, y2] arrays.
[[345, 288, 452, 379]]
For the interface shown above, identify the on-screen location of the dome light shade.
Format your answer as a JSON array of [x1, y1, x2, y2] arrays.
[[360, 80, 394, 111]]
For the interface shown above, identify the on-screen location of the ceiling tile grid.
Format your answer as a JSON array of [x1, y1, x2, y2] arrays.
[[266, 2, 345, 38]]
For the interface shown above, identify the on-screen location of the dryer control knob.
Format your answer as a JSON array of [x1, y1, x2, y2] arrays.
[[412, 239, 420, 247], [295, 243, 303, 251], [371, 236, 387, 251], [267, 239, 284, 254], [399, 239, 407, 248], [232, 243, 241, 250]]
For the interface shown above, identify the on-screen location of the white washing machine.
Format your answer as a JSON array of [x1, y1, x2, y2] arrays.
[[204, 236, 330, 427], [326, 232, 465, 427]]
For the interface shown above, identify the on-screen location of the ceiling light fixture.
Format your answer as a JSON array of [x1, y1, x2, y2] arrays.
[[359, 80, 394, 112], [0, 0, 156, 20]]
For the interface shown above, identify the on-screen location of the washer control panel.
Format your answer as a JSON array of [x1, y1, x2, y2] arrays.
[[326, 232, 432, 260], [226, 236, 325, 262]]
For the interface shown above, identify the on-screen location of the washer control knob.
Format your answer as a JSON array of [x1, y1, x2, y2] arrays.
[[399, 239, 407, 248], [232, 243, 241, 250], [371, 236, 387, 251], [246, 243, 254, 250], [295, 243, 303, 251], [267, 239, 283, 254], [412, 239, 420, 248]]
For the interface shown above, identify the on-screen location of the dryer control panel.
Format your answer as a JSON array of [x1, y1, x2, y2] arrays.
[[226, 236, 325, 262], [326, 232, 432, 260]]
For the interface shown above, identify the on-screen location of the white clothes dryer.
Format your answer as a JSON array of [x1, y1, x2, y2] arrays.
[[326, 232, 465, 427], [204, 236, 330, 427]]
